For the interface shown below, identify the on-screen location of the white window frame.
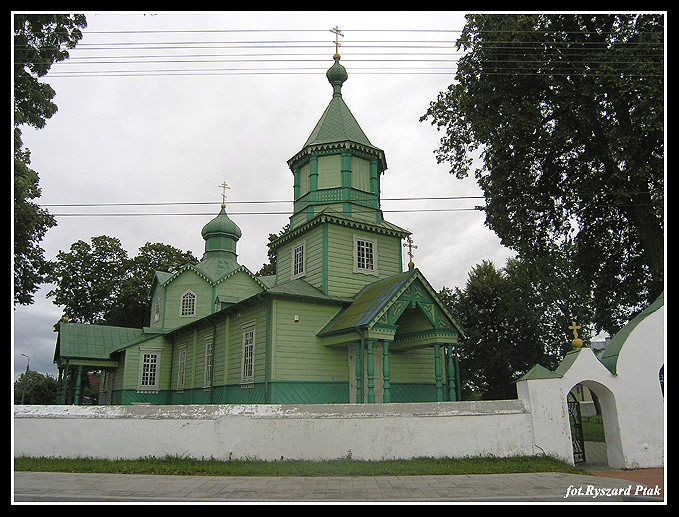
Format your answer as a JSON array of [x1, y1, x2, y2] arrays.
[[241, 321, 256, 384], [138, 346, 162, 391], [291, 240, 306, 279], [176, 347, 187, 390], [353, 235, 378, 276], [180, 290, 196, 317], [203, 336, 213, 389]]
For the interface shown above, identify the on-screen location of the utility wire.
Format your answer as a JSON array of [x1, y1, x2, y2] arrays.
[[39, 195, 486, 208]]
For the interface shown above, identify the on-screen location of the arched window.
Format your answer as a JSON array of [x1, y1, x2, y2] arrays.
[[180, 290, 196, 317]]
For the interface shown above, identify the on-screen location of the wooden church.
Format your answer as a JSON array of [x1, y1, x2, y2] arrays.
[[53, 50, 465, 406]]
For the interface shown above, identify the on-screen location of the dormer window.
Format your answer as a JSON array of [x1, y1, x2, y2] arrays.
[[180, 290, 196, 317]]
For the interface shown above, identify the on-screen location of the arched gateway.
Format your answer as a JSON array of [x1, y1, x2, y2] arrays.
[[516, 292, 664, 469]]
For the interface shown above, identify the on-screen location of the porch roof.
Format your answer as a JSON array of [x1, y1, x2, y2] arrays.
[[54, 321, 144, 363], [318, 268, 464, 339]]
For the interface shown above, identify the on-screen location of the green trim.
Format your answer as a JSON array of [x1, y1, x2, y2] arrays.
[[322, 222, 329, 294], [270, 211, 410, 251]]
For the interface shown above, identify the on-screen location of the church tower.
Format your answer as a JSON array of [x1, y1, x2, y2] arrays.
[[286, 52, 388, 229], [270, 46, 410, 298]]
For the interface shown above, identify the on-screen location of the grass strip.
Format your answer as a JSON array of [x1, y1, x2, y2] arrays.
[[14, 454, 585, 477]]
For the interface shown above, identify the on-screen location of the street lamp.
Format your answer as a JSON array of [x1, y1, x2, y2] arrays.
[[20, 353, 30, 404], [21, 353, 30, 373]]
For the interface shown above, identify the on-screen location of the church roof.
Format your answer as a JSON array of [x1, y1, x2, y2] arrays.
[[54, 322, 145, 362], [318, 268, 464, 338], [270, 207, 410, 251], [319, 270, 415, 335], [303, 89, 373, 148]]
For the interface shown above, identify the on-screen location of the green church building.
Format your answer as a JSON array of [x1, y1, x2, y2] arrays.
[[53, 52, 465, 406]]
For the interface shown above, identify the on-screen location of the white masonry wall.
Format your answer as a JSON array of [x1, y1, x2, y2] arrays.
[[14, 400, 539, 462]]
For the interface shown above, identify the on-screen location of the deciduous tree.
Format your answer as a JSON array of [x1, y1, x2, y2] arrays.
[[422, 14, 664, 334]]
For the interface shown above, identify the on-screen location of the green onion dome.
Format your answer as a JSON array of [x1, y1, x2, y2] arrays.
[[326, 56, 348, 96], [201, 206, 242, 240]]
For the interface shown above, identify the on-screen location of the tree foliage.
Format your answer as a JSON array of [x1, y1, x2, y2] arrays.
[[442, 250, 592, 400], [422, 14, 664, 335], [256, 224, 289, 276], [46, 237, 197, 326], [14, 370, 58, 405], [13, 14, 87, 305]]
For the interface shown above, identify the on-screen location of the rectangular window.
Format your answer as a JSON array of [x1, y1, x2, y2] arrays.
[[138, 347, 162, 391], [177, 348, 186, 390], [241, 323, 255, 383], [203, 337, 213, 389], [291, 241, 305, 279], [354, 235, 378, 275]]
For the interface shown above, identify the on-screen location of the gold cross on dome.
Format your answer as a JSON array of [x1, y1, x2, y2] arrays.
[[330, 26, 343, 56], [219, 182, 230, 208], [568, 321, 581, 340], [403, 236, 418, 269]]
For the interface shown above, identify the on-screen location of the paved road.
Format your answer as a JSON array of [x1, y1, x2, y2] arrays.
[[13, 470, 664, 502], [14, 443, 664, 503]]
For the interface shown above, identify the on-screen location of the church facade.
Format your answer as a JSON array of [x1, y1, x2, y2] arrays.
[[53, 53, 464, 406]]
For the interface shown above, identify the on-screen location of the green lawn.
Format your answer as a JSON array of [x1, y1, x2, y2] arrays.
[[14, 454, 586, 477], [581, 416, 606, 442]]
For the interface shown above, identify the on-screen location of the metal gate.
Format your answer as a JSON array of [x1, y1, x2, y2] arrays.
[[567, 392, 586, 464]]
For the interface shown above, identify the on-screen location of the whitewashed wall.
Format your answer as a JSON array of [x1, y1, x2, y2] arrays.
[[14, 300, 663, 467], [14, 401, 537, 462]]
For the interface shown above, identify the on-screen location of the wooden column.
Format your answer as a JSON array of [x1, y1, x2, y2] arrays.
[[73, 366, 83, 405], [434, 344, 443, 402], [446, 344, 457, 401], [355, 341, 363, 403], [382, 340, 391, 403], [367, 339, 375, 403]]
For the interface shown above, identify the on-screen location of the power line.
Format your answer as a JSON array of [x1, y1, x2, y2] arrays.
[[46, 208, 484, 218], [40, 195, 486, 208]]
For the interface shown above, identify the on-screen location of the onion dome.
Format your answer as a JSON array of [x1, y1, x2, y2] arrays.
[[326, 56, 348, 97], [201, 206, 242, 240]]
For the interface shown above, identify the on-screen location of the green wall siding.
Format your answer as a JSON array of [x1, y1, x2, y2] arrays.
[[214, 270, 262, 306], [162, 270, 213, 329], [272, 299, 347, 382], [326, 225, 402, 298]]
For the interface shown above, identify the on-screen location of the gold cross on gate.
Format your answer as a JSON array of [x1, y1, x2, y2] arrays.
[[568, 321, 581, 340], [330, 26, 343, 56], [219, 182, 230, 208], [403, 236, 418, 269]]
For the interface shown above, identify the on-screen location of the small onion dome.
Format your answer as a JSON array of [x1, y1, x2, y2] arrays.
[[201, 206, 242, 240], [326, 56, 348, 95]]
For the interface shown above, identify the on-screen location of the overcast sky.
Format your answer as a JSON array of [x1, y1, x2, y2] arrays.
[[13, 11, 516, 380]]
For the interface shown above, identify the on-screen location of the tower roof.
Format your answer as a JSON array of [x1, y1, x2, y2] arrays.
[[303, 56, 373, 148], [289, 54, 386, 172]]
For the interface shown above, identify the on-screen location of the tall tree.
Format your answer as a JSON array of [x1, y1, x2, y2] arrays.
[[105, 242, 198, 327], [46, 237, 198, 327], [46, 236, 129, 324], [13, 14, 87, 305], [422, 14, 664, 335], [442, 251, 592, 400]]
